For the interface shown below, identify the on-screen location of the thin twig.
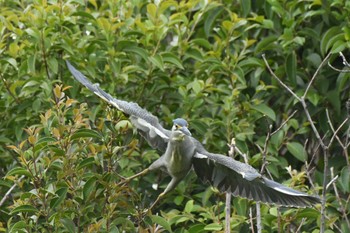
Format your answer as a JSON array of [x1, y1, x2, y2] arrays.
[[249, 208, 255, 233], [330, 166, 350, 230], [0, 175, 25, 207], [271, 110, 298, 136], [303, 52, 332, 99], [340, 52, 350, 67], [262, 54, 301, 101], [328, 61, 350, 73], [225, 138, 236, 233], [0, 151, 44, 207], [325, 174, 338, 190], [259, 124, 272, 174], [1, 74, 20, 104], [304, 161, 316, 190], [230, 139, 259, 232], [256, 203, 262, 233], [295, 218, 306, 233], [325, 109, 350, 169]]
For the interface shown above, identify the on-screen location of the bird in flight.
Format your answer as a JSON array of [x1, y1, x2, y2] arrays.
[[66, 61, 320, 211]]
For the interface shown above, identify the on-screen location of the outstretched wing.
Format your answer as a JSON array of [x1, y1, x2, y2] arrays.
[[192, 147, 320, 207], [66, 61, 170, 151]]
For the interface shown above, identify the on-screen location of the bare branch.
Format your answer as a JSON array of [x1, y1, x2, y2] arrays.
[[326, 109, 350, 169], [262, 53, 332, 233], [326, 174, 338, 190], [303, 52, 332, 99], [331, 167, 350, 229], [271, 110, 298, 136], [262, 54, 301, 101], [328, 61, 350, 73], [326, 109, 349, 147], [230, 138, 260, 233], [295, 218, 306, 233], [225, 138, 236, 233], [0, 175, 25, 207], [225, 192, 231, 233], [340, 52, 350, 67]]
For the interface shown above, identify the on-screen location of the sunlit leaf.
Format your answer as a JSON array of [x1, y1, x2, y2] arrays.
[[150, 215, 172, 232], [204, 223, 222, 231]]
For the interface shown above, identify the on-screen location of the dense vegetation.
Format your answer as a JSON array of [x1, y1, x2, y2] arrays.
[[1, 0, 349, 232]]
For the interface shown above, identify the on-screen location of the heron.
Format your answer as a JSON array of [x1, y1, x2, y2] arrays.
[[66, 61, 320, 211]]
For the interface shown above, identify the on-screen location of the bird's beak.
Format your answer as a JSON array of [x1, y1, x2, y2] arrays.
[[180, 126, 192, 136]]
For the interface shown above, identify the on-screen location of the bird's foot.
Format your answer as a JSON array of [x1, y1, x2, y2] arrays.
[[142, 208, 151, 215]]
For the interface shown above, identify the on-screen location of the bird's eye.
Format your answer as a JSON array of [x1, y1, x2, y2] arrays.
[[175, 124, 180, 129]]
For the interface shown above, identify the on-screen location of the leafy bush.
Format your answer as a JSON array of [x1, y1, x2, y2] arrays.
[[0, 0, 349, 232]]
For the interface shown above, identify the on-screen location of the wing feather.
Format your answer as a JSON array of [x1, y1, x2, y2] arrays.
[[192, 150, 320, 207], [66, 61, 170, 151]]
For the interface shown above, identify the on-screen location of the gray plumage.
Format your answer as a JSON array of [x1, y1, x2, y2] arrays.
[[66, 60, 320, 208]]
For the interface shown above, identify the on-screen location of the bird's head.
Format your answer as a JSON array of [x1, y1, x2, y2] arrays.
[[171, 118, 191, 140]]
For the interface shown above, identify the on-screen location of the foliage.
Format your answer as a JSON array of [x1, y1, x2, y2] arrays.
[[0, 0, 349, 232]]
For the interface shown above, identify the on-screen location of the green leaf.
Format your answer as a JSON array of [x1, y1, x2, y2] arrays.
[[339, 167, 350, 193], [286, 51, 297, 86], [241, 0, 251, 17], [60, 218, 76, 233], [83, 176, 97, 200], [251, 103, 276, 121], [6, 167, 33, 178], [9, 221, 27, 233], [77, 157, 95, 170], [150, 215, 172, 232], [331, 40, 346, 53], [50, 187, 68, 209], [27, 54, 36, 73], [72, 11, 96, 20], [297, 208, 320, 218], [184, 200, 194, 213], [0, 136, 12, 143], [123, 46, 149, 61], [161, 52, 184, 69], [204, 7, 224, 38], [48, 57, 58, 74], [190, 38, 212, 49], [188, 224, 205, 233], [185, 48, 204, 62], [255, 36, 279, 54], [11, 204, 38, 215], [204, 223, 222, 231], [320, 26, 342, 56], [70, 129, 102, 140], [147, 3, 157, 20], [149, 54, 164, 71], [34, 136, 57, 151], [286, 142, 307, 162], [2, 58, 18, 70]]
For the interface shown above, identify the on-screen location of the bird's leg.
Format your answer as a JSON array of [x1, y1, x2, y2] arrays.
[[118, 156, 164, 186], [147, 192, 165, 211], [143, 176, 182, 213], [117, 168, 149, 186]]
